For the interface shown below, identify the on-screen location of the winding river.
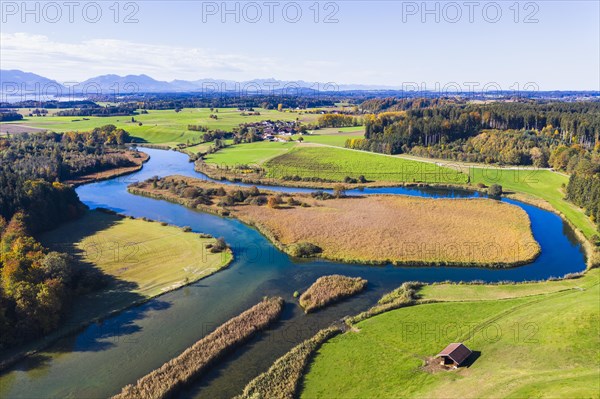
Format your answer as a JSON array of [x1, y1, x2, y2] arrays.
[[0, 148, 586, 399]]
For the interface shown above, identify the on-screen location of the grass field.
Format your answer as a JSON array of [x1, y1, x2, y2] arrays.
[[264, 146, 468, 184], [1, 108, 318, 147], [468, 168, 597, 239], [301, 270, 600, 398], [293, 126, 365, 147], [203, 141, 297, 166], [40, 210, 232, 298]]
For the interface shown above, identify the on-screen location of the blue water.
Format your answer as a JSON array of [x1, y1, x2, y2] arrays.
[[0, 147, 586, 399]]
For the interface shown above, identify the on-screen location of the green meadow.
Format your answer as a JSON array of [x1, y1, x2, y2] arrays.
[[301, 270, 600, 399], [203, 141, 297, 166], [264, 146, 468, 184]]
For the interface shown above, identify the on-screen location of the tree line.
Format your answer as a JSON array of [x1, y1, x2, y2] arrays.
[[346, 100, 599, 168], [0, 126, 135, 348]]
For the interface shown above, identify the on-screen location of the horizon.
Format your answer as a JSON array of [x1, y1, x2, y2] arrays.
[[1, 1, 599, 91]]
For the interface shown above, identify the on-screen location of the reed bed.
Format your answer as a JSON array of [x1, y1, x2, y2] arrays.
[[236, 327, 341, 399], [299, 275, 367, 313], [129, 176, 540, 267], [112, 297, 284, 399]]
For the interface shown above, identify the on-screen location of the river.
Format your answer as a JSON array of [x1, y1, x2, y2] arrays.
[[0, 148, 586, 399]]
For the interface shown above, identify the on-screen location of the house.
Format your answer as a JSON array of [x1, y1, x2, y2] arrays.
[[436, 343, 472, 368]]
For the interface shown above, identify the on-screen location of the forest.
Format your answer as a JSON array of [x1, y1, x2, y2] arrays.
[[349, 101, 600, 168], [0, 126, 136, 348]]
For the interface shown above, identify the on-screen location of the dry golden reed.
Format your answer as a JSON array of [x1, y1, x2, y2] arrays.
[[112, 297, 284, 399], [299, 275, 367, 313]]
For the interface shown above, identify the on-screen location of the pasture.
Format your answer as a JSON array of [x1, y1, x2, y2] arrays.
[[264, 146, 468, 184], [203, 141, 297, 166], [301, 270, 600, 398], [468, 168, 597, 239]]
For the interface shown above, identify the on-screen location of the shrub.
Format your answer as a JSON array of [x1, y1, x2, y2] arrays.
[[182, 226, 192, 232], [288, 242, 322, 258], [488, 184, 503, 196], [210, 237, 228, 253]]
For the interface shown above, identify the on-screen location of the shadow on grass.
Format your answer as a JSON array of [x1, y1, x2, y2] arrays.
[[463, 350, 481, 368], [0, 210, 172, 370]]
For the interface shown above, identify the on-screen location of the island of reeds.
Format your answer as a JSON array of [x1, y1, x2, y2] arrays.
[[299, 275, 368, 313], [128, 176, 541, 267]]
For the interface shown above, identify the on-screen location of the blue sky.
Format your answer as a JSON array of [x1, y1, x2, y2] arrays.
[[1, 1, 599, 90]]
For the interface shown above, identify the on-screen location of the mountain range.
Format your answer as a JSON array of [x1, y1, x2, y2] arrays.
[[0, 69, 396, 95]]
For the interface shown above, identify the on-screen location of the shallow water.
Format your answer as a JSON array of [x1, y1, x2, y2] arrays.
[[0, 148, 586, 399]]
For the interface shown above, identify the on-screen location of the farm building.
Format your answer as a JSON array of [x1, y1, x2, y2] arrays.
[[436, 343, 472, 368]]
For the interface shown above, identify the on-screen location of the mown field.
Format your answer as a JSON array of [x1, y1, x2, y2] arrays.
[[41, 210, 232, 298], [203, 141, 297, 166], [1, 108, 319, 146], [301, 269, 600, 398], [264, 146, 468, 184]]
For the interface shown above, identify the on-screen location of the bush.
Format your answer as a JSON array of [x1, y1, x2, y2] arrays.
[[488, 184, 503, 196], [182, 226, 192, 232], [210, 237, 228, 253], [288, 242, 322, 258]]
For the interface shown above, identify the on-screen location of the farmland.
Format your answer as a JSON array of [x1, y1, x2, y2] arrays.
[[264, 146, 468, 184], [0, 107, 319, 146], [129, 176, 539, 266], [300, 270, 600, 399]]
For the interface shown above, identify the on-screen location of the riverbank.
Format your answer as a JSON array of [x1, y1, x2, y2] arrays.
[[64, 150, 150, 187], [300, 269, 600, 398], [0, 210, 233, 372], [128, 176, 540, 267]]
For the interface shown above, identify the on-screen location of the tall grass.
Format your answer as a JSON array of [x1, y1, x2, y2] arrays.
[[299, 275, 367, 313], [112, 297, 284, 399], [236, 327, 341, 399]]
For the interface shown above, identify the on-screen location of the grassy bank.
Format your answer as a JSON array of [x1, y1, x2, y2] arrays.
[[129, 176, 539, 267], [299, 275, 367, 313], [41, 210, 233, 298], [300, 270, 600, 398], [113, 297, 284, 399]]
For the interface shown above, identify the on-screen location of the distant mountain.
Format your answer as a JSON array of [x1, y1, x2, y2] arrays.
[[78, 74, 174, 94], [0, 69, 399, 96], [0, 69, 66, 92]]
